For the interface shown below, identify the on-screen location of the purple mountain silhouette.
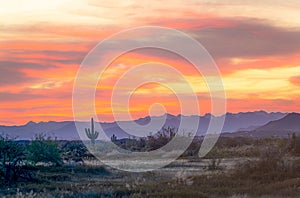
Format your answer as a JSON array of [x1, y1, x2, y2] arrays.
[[0, 111, 286, 140], [253, 113, 300, 136]]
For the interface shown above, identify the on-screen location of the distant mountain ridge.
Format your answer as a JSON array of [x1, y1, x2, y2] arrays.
[[252, 112, 300, 137], [0, 111, 287, 140], [222, 113, 300, 138], [255, 112, 300, 132]]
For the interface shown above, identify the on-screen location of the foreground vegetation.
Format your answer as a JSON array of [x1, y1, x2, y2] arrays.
[[0, 130, 300, 197]]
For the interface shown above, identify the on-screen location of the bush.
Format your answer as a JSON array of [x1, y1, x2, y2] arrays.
[[0, 136, 33, 183], [145, 127, 176, 151], [233, 145, 298, 182], [290, 133, 300, 156], [61, 141, 88, 164], [27, 135, 62, 166]]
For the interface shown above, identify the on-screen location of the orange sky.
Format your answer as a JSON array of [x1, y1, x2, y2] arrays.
[[1, 0, 300, 125]]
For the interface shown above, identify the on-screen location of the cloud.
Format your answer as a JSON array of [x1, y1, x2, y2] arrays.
[[0, 40, 91, 93], [0, 61, 58, 86], [226, 97, 299, 113], [189, 18, 300, 58], [1, 23, 117, 41], [290, 76, 300, 86], [72, 17, 300, 74], [0, 91, 42, 101], [0, 67, 36, 86], [1, 2, 300, 124], [0, 60, 55, 70], [0, 42, 91, 66]]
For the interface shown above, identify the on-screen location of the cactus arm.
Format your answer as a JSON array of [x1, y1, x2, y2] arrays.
[[85, 128, 91, 138], [95, 131, 99, 139], [85, 118, 99, 145]]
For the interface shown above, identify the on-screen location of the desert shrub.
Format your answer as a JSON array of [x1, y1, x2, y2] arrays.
[[205, 147, 227, 158], [113, 127, 178, 152], [205, 137, 291, 158], [180, 138, 201, 158], [61, 141, 88, 164], [93, 141, 118, 154], [233, 145, 298, 182], [124, 137, 140, 152], [145, 127, 176, 151], [0, 136, 33, 183], [27, 135, 62, 166], [220, 137, 254, 148], [290, 133, 300, 156]]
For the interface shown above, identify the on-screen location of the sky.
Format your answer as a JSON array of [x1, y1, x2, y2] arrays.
[[1, 0, 300, 125]]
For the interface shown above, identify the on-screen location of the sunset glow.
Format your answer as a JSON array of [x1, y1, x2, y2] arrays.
[[1, 0, 300, 125]]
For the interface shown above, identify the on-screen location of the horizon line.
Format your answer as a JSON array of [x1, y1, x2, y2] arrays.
[[1, 110, 296, 127]]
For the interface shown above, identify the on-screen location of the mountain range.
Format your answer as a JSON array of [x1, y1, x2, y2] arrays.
[[1, 111, 299, 140]]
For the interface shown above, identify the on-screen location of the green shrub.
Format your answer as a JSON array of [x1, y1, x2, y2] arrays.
[[27, 135, 62, 166], [61, 141, 88, 164], [0, 136, 28, 183]]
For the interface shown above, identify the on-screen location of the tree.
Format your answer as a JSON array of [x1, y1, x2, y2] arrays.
[[0, 136, 27, 183], [146, 127, 177, 150], [27, 135, 62, 166], [85, 117, 99, 146]]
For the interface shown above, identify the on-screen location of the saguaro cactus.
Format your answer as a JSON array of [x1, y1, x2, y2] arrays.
[[111, 134, 117, 142], [85, 118, 99, 146]]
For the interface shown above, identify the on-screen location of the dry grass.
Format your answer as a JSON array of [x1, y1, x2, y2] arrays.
[[131, 144, 300, 197], [1, 137, 300, 197]]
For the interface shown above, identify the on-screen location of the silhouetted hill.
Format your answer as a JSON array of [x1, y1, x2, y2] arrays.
[[222, 111, 285, 132], [254, 113, 300, 134], [222, 113, 300, 138], [0, 111, 287, 140]]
